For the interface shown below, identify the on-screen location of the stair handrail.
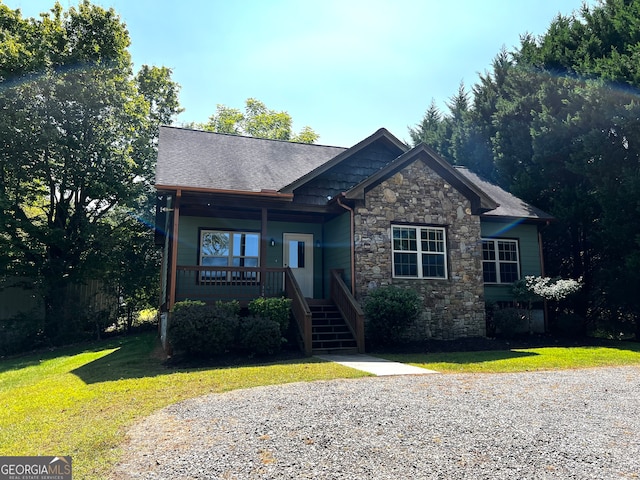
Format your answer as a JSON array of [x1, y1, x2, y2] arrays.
[[330, 269, 365, 353], [284, 267, 313, 355]]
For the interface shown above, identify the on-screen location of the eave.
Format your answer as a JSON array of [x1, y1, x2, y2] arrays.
[[155, 184, 294, 202]]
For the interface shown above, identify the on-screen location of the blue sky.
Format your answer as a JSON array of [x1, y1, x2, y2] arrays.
[[6, 0, 591, 147]]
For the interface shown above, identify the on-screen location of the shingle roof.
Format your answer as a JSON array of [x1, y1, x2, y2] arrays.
[[155, 126, 346, 192], [155, 126, 553, 222], [454, 166, 554, 221]]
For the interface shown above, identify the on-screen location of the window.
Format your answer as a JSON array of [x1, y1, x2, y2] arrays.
[[200, 230, 259, 281], [482, 238, 520, 283], [392, 225, 447, 279]]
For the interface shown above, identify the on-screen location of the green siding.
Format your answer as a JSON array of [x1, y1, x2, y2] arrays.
[[323, 213, 352, 297], [177, 216, 262, 266], [481, 220, 542, 303], [177, 215, 324, 298]]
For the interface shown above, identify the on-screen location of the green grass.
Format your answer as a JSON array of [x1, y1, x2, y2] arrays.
[[380, 342, 640, 373], [5, 335, 639, 479], [0, 333, 368, 480]]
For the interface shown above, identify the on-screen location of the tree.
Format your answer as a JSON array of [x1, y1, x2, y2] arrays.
[[0, 2, 181, 342], [410, 0, 640, 336], [196, 98, 319, 143], [409, 99, 446, 152]]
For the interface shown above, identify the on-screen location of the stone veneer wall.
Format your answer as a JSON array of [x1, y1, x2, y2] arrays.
[[354, 159, 486, 339]]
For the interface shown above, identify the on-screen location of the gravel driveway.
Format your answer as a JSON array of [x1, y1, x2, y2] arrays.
[[111, 366, 640, 479]]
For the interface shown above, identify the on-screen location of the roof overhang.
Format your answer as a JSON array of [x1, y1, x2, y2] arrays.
[[155, 184, 294, 202]]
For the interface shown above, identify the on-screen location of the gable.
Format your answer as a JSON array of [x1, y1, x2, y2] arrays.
[[344, 144, 498, 214], [291, 139, 406, 205]]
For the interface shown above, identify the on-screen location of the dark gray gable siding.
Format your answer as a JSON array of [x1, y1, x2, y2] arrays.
[[292, 142, 401, 205]]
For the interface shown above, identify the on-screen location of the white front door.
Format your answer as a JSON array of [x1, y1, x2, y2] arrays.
[[283, 233, 314, 298]]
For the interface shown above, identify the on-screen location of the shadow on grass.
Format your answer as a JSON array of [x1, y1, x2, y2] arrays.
[[396, 349, 540, 365], [370, 335, 640, 355], [0, 333, 143, 377], [70, 332, 313, 384], [5, 331, 639, 383]]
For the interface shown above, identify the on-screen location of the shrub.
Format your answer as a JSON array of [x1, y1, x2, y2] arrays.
[[493, 308, 529, 337], [363, 286, 420, 345], [512, 276, 582, 302], [553, 312, 585, 337], [215, 299, 241, 318], [248, 296, 291, 334], [240, 316, 282, 355], [0, 312, 44, 356], [169, 300, 239, 356]]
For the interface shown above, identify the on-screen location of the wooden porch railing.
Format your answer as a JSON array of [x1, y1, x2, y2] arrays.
[[330, 269, 365, 353], [174, 265, 313, 355], [175, 266, 286, 304], [284, 267, 313, 356]]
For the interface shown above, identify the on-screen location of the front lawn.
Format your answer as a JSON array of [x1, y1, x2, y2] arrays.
[[0, 333, 367, 480], [4, 333, 639, 479], [380, 342, 640, 373]]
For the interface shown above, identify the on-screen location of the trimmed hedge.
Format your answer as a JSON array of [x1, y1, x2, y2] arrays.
[[169, 300, 239, 356], [240, 316, 282, 355], [248, 296, 291, 334], [169, 298, 289, 358]]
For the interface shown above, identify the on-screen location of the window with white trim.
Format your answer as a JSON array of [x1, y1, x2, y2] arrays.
[[200, 230, 259, 280], [482, 238, 520, 283], [392, 225, 447, 279]]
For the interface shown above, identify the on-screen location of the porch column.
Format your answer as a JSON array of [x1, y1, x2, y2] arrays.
[[260, 207, 268, 296], [168, 189, 181, 311]]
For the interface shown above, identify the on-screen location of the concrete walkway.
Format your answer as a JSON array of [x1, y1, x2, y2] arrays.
[[315, 354, 438, 376]]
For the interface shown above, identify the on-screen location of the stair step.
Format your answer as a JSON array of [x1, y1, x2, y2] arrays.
[[307, 300, 358, 354], [313, 331, 354, 340], [313, 346, 359, 355], [312, 315, 344, 322], [312, 338, 356, 348], [313, 323, 345, 331]]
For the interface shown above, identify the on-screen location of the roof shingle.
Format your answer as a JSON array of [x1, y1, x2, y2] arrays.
[[454, 166, 554, 221], [155, 126, 346, 192]]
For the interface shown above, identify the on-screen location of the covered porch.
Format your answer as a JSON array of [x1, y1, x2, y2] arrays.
[[158, 188, 364, 355]]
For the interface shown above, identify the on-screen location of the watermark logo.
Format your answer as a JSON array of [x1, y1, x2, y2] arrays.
[[0, 456, 72, 480]]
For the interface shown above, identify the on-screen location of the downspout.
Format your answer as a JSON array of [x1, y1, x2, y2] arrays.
[[337, 195, 356, 295]]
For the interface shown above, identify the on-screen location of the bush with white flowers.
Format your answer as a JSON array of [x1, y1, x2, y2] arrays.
[[514, 276, 582, 302]]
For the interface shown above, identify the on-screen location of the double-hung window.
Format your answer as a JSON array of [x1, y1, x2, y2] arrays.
[[392, 225, 447, 279], [482, 238, 520, 283], [200, 230, 259, 281]]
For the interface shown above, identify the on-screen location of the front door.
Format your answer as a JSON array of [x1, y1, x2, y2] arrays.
[[283, 233, 314, 298]]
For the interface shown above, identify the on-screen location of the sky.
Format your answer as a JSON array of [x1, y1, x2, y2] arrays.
[[5, 0, 593, 147]]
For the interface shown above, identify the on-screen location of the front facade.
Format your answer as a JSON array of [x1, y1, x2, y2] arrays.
[[155, 126, 553, 353]]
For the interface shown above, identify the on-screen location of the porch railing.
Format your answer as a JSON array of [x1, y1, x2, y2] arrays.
[[175, 266, 286, 304], [330, 269, 365, 353], [284, 267, 313, 356]]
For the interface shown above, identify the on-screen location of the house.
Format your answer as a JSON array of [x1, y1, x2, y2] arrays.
[[155, 126, 553, 354]]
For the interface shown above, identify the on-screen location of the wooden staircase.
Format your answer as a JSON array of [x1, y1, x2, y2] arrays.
[[309, 300, 358, 354]]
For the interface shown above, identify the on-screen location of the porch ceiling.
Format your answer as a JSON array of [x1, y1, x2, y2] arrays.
[[179, 191, 344, 222]]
